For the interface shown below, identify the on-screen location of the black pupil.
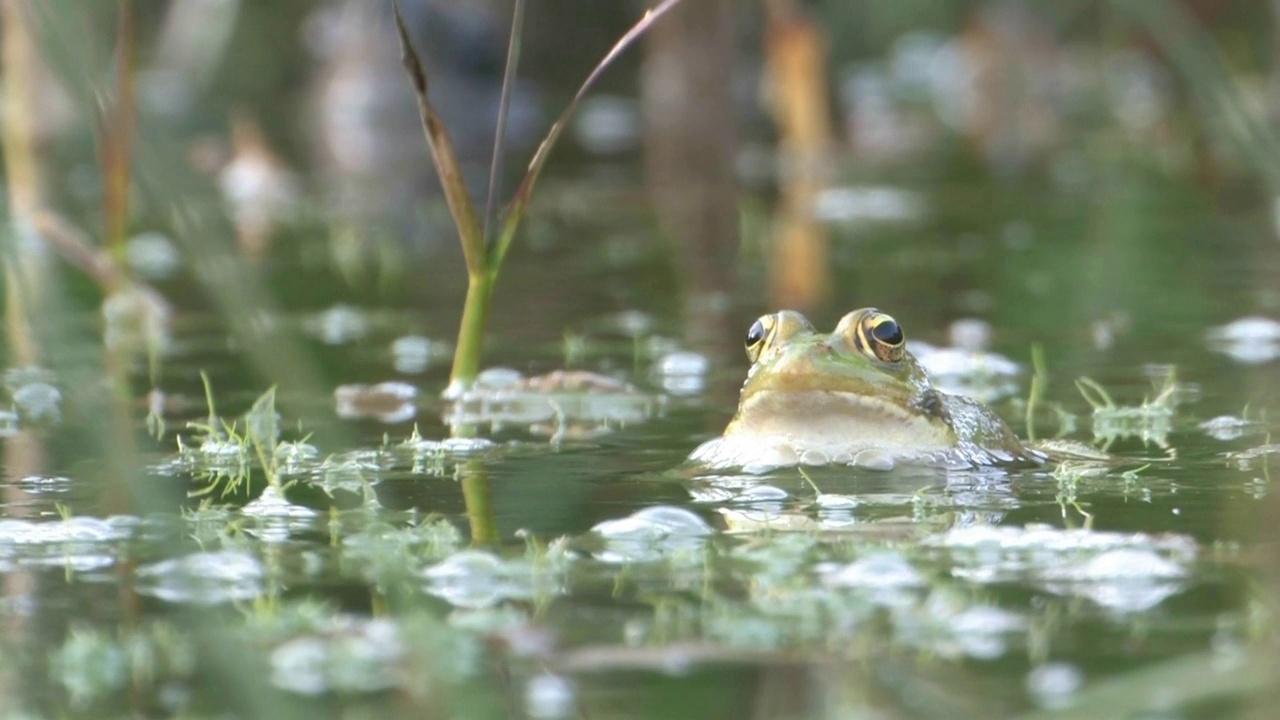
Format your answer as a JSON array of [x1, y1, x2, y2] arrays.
[[871, 319, 903, 345], [746, 320, 766, 347]]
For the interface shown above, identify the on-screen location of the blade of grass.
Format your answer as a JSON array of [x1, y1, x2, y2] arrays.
[[395, 0, 687, 394], [391, 0, 484, 276], [482, 0, 526, 251], [489, 0, 688, 275]]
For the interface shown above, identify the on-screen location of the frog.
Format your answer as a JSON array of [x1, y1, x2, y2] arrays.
[[688, 308, 1048, 472]]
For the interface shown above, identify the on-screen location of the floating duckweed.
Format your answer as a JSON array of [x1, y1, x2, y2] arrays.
[[0, 516, 131, 572], [102, 284, 172, 356], [447, 605, 533, 635], [926, 525, 1195, 613], [393, 429, 496, 474], [590, 506, 713, 564], [11, 381, 62, 424], [729, 484, 789, 506], [907, 599, 1025, 660], [1198, 415, 1257, 441], [1226, 443, 1280, 470], [814, 493, 859, 509], [342, 518, 463, 575], [275, 441, 321, 471], [1025, 662, 1085, 710], [314, 450, 388, 494], [525, 673, 576, 720], [653, 350, 709, 396], [718, 507, 822, 533], [823, 552, 925, 590], [591, 506, 712, 540], [125, 231, 181, 278], [423, 550, 559, 609], [197, 437, 249, 461], [17, 474, 73, 494], [136, 550, 265, 605], [474, 367, 523, 390], [440, 437, 496, 453], [0, 516, 129, 544], [50, 629, 130, 709], [304, 304, 372, 345], [0, 408, 17, 436], [242, 486, 317, 519], [334, 381, 417, 423], [811, 185, 925, 224], [928, 524, 1197, 556], [269, 617, 406, 696], [50, 623, 195, 711], [1206, 316, 1280, 364], [390, 335, 448, 374], [3, 366, 54, 393], [1040, 548, 1187, 613], [241, 487, 320, 543], [1076, 372, 1178, 448], [911, 342, 1022, 403]]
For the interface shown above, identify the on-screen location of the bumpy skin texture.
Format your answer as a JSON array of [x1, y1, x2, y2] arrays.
[[688, 309, 1039, 471]]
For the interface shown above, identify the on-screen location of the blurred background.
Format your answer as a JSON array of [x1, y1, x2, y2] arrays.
[[9, 0, 1280, 362], [4, 1, 1280, 718]]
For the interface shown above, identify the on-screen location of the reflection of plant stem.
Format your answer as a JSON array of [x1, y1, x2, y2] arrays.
[[460, 459, 498, 545]]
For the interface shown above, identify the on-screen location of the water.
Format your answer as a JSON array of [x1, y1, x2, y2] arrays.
[[4, 3, 1280, 718], [3, 168, 1275, 718]]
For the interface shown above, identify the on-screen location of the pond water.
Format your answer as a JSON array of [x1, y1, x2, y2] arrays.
[[5, 3, 1280, 719], [4, 166, 1279, 719]]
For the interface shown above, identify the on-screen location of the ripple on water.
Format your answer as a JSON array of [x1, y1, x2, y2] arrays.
[[136, 551, 265, 605]]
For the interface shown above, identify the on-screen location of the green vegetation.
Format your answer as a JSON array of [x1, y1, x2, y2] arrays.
[[0, 1, 1278, 718]]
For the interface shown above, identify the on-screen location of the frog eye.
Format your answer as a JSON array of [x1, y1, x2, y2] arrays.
[[745, 315, 774, 363], [857, 312, 905, 363]]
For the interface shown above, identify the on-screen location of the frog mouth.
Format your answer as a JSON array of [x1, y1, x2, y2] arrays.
[[733, 389, 953, 448]]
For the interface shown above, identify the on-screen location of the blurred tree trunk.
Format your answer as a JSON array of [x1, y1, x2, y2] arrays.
[[641, 0, 739, 356]]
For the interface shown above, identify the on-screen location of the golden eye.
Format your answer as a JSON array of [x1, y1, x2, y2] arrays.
[[856, 312, 905, 362], [745, 315, 774, 363]]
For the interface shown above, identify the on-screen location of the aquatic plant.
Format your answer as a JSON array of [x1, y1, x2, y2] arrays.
[[1075, 370, 1179, 450], [391, 0, 688, 397]]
